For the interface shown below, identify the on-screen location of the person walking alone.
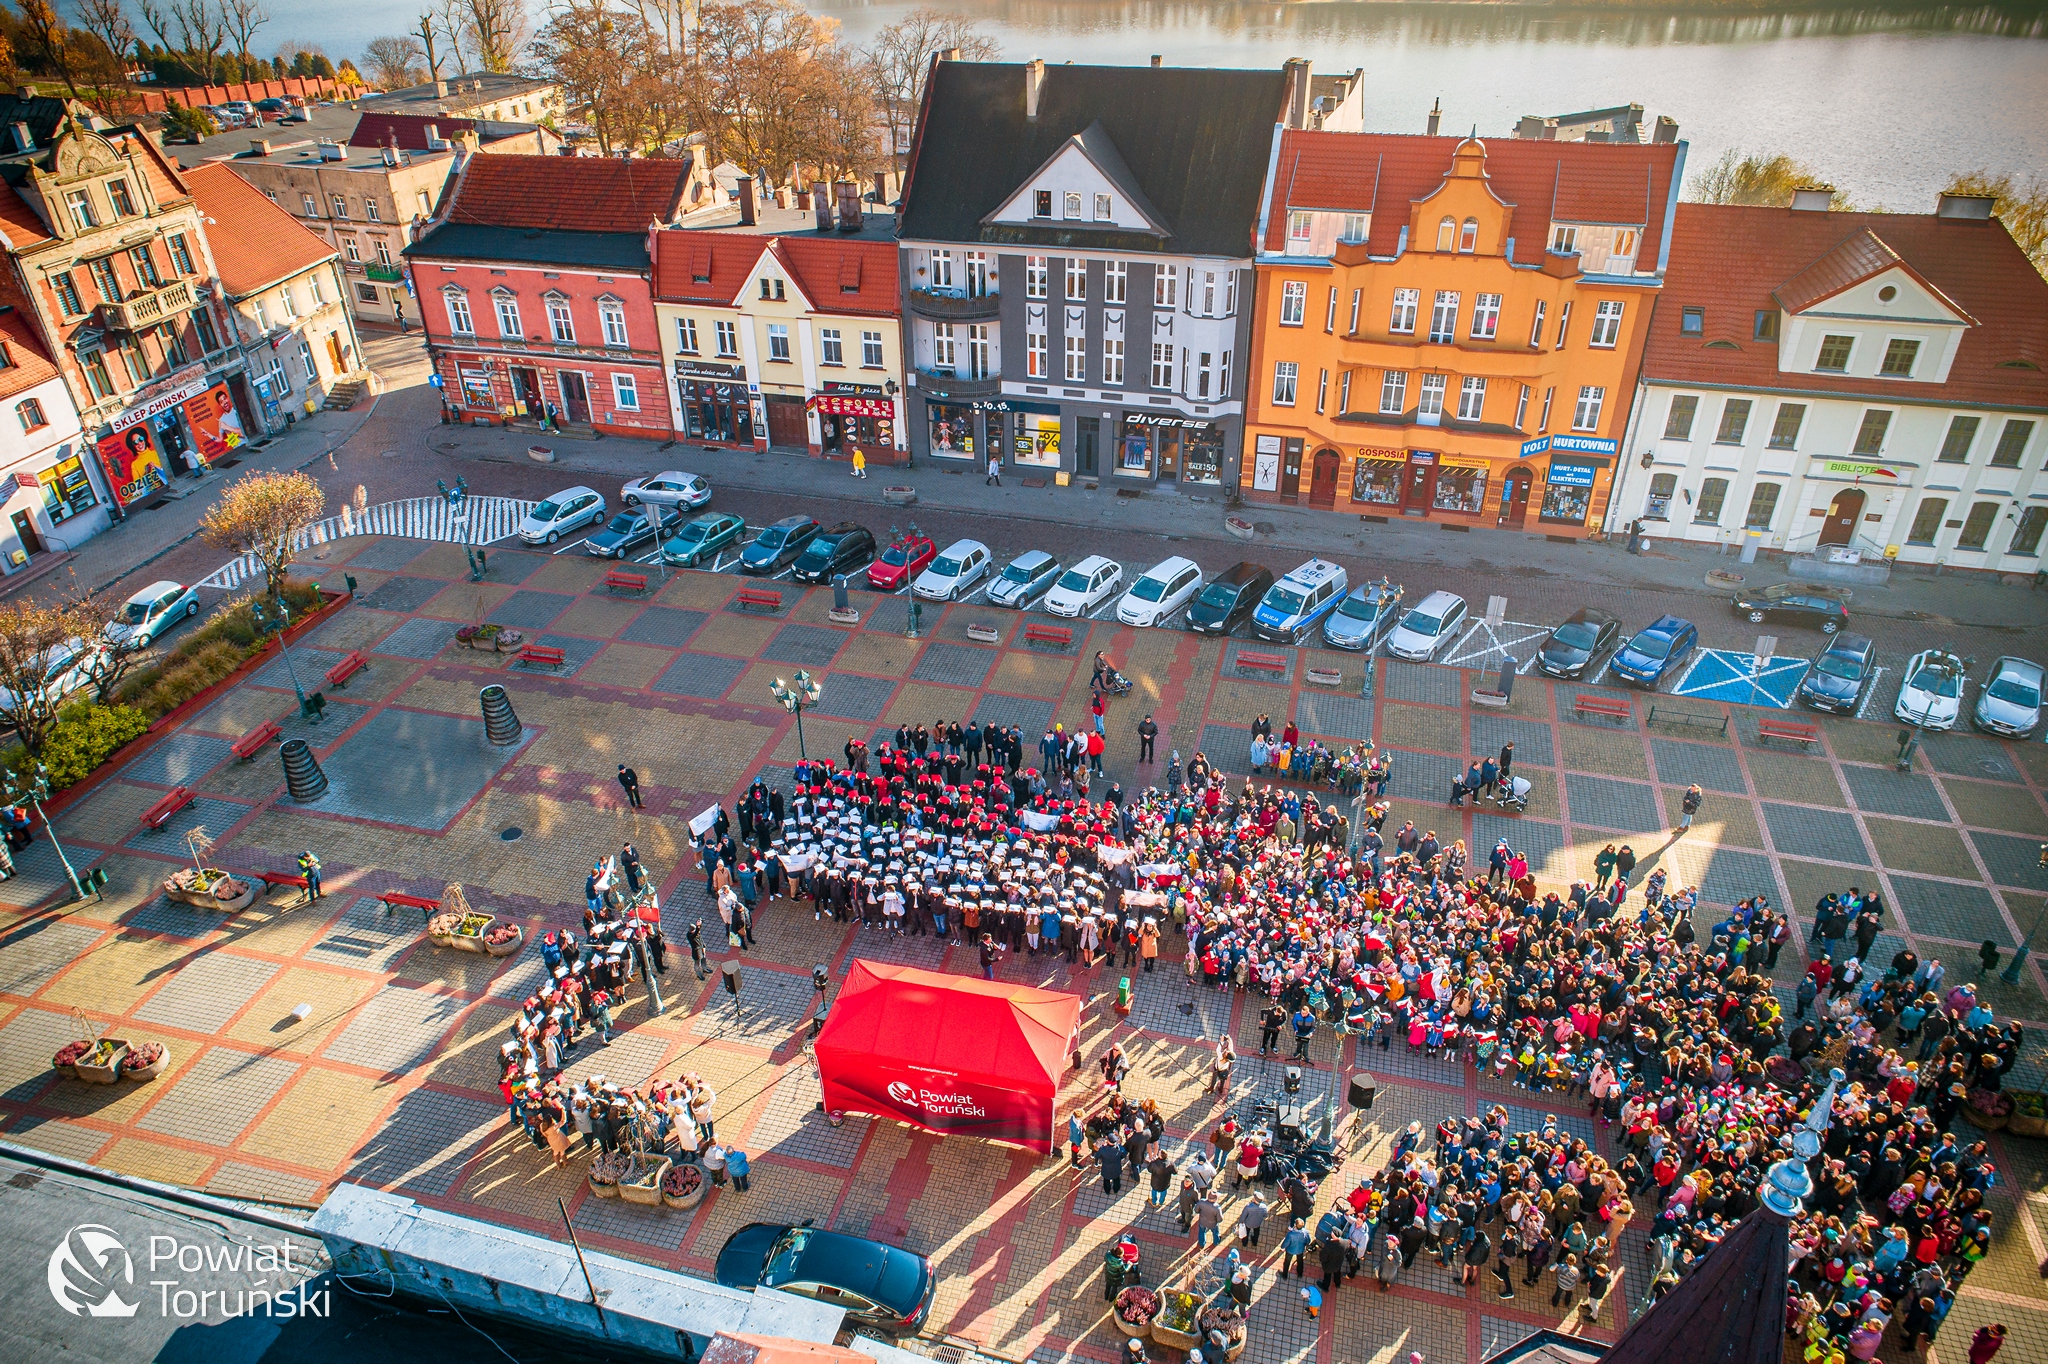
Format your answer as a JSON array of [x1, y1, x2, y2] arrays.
[[851, 447, 867, 479], [1137, 714, 1158, 764], [987, 454, 1001, 486], [1677, 783, 1702, 834], [617, 764, 643, 810]]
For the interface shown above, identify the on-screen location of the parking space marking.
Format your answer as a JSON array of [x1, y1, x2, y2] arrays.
[[1855, 667, 1887, 719], [1442, 618, 1487, 661], [551, 536, 593, 556], [1588, 657, 1612, 685]]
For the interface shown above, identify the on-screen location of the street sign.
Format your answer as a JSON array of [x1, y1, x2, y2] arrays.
[[428, 374, 444, 388], [1485, 595, 1507, 628], [1755, 635, 1777, 667]]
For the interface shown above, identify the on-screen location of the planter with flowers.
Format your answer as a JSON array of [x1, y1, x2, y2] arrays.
[[661, 1161, 706, 1209], [483, 922, 524, 957], [1149, 1289, 1203, 1352], [71, 1036, 131, 1083], [587, 1149, 628, 1197], [1200, 1303, 1248, 1361], [121, 1041, 170, 1081], [1963, 1086, 2013, 1131], [1112, 1286, 1157, 1339], [2008, 1089, 2046, 1138]]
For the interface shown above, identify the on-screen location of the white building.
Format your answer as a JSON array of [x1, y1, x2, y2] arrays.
[[0, 306, 106, 573]]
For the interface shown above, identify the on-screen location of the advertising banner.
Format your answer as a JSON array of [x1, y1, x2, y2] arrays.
[[181, 383, 246, 464], [821, 1062, 1055, 1149], [95, 424, 170, 509]]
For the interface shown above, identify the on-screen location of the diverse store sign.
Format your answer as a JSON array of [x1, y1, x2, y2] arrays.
[[807, 394, 894, 418], [181, 383, 247, 464]]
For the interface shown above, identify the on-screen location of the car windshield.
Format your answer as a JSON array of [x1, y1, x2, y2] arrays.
[[1197, 582, 1241, 608], [1815, 653, 1864, 680], [676, 522, 710, 542], [1631, 633, 1675, 660], [1989, 673, 2041, 708], [880, 544, 909, 566], [1130, 576, 1169, 602], [606, 514, 638, 533], [1910, 664, 1961, 698], [931, 556, 963, 576], [1002, 561, 1040, 583], [1057, 569, 1093, 592], [1265, 588, 1307, 616], [123, 600, 154, 623], [1552, 621, 1599, 650], [764, 1227, 815, 1282], [799, 537, 836, 558], [532, 499, 561, 520], [1399, 608, 1441, 636], [1335, 596, 1380, 622], [755, 528, 787, 549]]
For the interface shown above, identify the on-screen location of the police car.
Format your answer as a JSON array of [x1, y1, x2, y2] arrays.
[[1249, 559, 1348, 644]]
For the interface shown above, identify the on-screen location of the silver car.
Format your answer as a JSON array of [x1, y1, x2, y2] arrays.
[[622, 470, 712, 510], [1322, 581, 1402, 651], [987, 551, 1059, 608], [1974, 655, 2043, 737]]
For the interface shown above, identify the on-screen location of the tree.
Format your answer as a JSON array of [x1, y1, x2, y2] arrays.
[[688, 0, 840, 184], [437, 0, 526, 73], [198, 471, 326, 607], [363, 34, 424, 87], [1687, 148, 1850, 210], [864, 6, 997, 162], [0, 595, 111, 756], [72, 0, 137, 67], [219, 0, 265, 80], [1946, 170, 2048, 279], [527, 0, 654, 156], [18, 0, 83, 96], [139, 0, 228, 85]]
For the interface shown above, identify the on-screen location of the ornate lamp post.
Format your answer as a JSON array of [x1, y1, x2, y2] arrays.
[[3, 762, 85, 902], [250, 597, 322, 722], [769, 670, 822, 759]]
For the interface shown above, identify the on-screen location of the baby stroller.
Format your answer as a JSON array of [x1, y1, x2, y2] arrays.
[[1488, 774, 1532, 814]]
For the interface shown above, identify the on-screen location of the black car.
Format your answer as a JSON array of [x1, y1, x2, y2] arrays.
[[1798, 632, 1878, 714], [1536, 607, 1622, 679], [738, 515, 821, 575], [1731, 583, 1849, 634], [716, 1223, 934, 1334], [791, 521, 875, 583], [1185, 561, 1274, 636], [583, 506, 682, 559]]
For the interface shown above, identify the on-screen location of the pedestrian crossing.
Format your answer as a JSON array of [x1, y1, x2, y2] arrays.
[[197, 495, 539, 590]]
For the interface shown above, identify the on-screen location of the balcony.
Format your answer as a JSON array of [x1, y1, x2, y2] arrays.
[[909, 287, 999, 321], [94, 279, 196, 332], [365, 264, 404, 283], [915, 369, 1001, 401]]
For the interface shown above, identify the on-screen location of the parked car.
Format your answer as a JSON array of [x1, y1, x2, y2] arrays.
[[1043, 555, 1123, 617], [1797, 633, 1878, 714], [1186, 561, 1274, 637], [1385, 590, 1470, 662], [987, 551, 1060, 609], [738, 515, 821, 574], [105, 580, 198, 651], [1322, 579, 1403, 652], [516, 486, 606, 545], [659, 511, 746, 568], [585, 505, 682, 558], [1250, 559, 1347, 643], [792, 522, 876, 584], [1973, 655, 2044, 737], [1609, 614, 1698, 688], [913, 539, 991, 600], [1730, 583, 1849, 634], [716, 1223, 934, 1335], [254, 98, 289, 113], [621, 470, 712, 510], [1117, 556, 1203, 628], [866, 531, 935, 591], [1896, 649, 1968, 730], [0, 636, 106, 716], [1535, 607, 1622, 679]]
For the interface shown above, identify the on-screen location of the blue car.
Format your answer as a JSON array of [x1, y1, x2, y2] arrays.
[[1610, 614, 1697, 688]]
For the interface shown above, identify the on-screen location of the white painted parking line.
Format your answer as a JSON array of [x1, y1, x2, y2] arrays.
[[1442, 618, 1487, 661], [1517, 653, 1539, 675], [958, 582, 993, 606], [552, 536, 593, 556], [1855, 667, 1887, 719], [1588, 658, 1612, 686]]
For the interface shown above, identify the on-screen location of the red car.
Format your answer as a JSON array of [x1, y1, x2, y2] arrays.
[[868, 534, 935, 590]]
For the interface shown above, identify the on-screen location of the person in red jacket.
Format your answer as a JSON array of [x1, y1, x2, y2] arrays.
[[1969, 1324, 2007, 1363]]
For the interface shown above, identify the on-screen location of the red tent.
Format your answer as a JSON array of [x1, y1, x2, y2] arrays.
[[814, 961, 1081, 1153]]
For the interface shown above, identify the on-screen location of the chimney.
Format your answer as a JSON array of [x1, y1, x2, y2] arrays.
[[736, 173, 756, 226], [836, 180, 861, 233], [1935, 192, 1995, 221], [433, 79, 448, 97], [10, 122, 32, 153], [248, 137, 271, 157], [1024, 58, 1046, 120], [814, 183, 834, 232], [1652, 115, 1679, 144], [15, 85, 36, 99], [1283, 58, 1311, 129], [1150, 54, 1162, 67], [1790, 185, 1835, 212], [940, 47, 959, 62], [1426, 97, 1441, 137]]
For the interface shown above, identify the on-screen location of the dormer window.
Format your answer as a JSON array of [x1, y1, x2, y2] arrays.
[[1880, 338, 1920, 377], [759, 276, 785, 300], [1680, 307, 1704, 336], [1815, 334, 1854, 372], [65, 190, 96, 231], [1550, 225, 1577, 254], [108, 178, 136, 217], [1094, 193, 1112, 220], [1341, 214, 1368, 243], [1063, 192, 1082, 220], [1436, 216, 1455, 252], [1034, 190, 1052, 218], [1459, 218, 1478, 253]]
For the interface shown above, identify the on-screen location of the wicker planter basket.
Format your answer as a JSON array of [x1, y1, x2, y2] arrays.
[[121, 1042, 170, 1081], [618, 1157, 671, 1206], [74, 1037, 131, 1084], [662, 1164, 707, 1209]]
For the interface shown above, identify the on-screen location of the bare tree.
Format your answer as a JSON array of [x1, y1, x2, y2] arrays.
[[1687, 149, 1850, 210], [463, 0, 530, 72], [139, 0, 229, 84], [18, 0, 84, 97], [219, 0, 266, 80], [0, 595, 110, 756], [1947, 169, 2048, 278], [414, 11, 446, 84], [363, 33, 426, 88], [72, 0, 138, 67], [528, 0, 649, 154], [864, 7, 998, 161]]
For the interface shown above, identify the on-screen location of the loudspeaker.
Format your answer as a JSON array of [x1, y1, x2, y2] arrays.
[[1348, 1076, 1378, 1110], [1283, 1065, 1303, 1094], [1277, 1105, 1305, 1142]]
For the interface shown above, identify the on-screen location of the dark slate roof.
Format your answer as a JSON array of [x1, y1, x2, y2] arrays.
[[1601, 1203, 1788, 1364], [404, 221, 650, 271], [0, 93, 81, 150], [901, 61, 1289, 258]]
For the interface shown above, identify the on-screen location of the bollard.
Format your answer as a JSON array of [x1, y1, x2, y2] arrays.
[[480, 684, 522, 745], [833, 574, 850, 612], [1495, 655, 1516, 703], [280, 738, 329, 801]]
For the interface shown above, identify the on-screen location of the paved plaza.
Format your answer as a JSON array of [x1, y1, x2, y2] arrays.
[[1, 535, 2045, 1364]]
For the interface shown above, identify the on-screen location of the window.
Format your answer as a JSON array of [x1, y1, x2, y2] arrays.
[[861, 331, 883, 367], [1389, 288, 1418, 334], [1225, 272, 1237, 315], [301, 192, 318, 217], [89, 257, 120, 302], [1880, 338, 1920, 377], [65, 190, 96, 230], [1094, 193, 1112, 220], [1288, 211, 1313, 249], [1744, 482, 1781, 530], [676, 316, 699, 354], [81, 350, 114, 400], [600, 301, 628, 348], [298, 338, 318, 382], [1428, 291, 1459, 344], [1417, 373, 1445, 418], [332, 193, 349, 220], [1695, 477, 1729, 524], [1103, 337, 1124, 387], [1754, 310, 1779, 342], [343, 237, 361, 263], [819, 327, 843, 365], [16, 398, 46, 431], [1342, 214, 1367, 243], [1024, 256, 1047, 299], [1348, 289, 1361, 333], [1063, 192, 1082, 220], [965, 252, 990, 297], [118, 341, 146, 384], [965, 324, 990, 379], [2013, 507, 2048, 556], [1279, 281, 1306, 326], [1436, 216, 1456, 252], [365, 199, 381, 223], [1027, 329, 1047, 378], [1151, 342, 1174, 389], [715, 319, 738, 357], [1715, 399, 1751, 444], [1218, 351, 1230, 398], [1679, 307, 1704, 336], [445, 291, 473, 334], [1065, 258, 1086, 301], [1458, 217, 1479, 252], [1938, 415, 1979, 462], [494, 292, 521, 337], [1528, 300, 1547, 349], [1992, 419, 2035, 468], [417, 190, 431, 215], [1851, 409, 1891, 456], [1815, 334, 1854, 371], [1154, 265, 1176, 308], [1539, 386, 1553, 431], [1907, 497, 1948, 544], [1589, 300, 1624, 348], [1339, 370, 1351, 412], [51, 271, 82, 317], [1272, 361, 1298, 406], [1767, 403, 1806, 450], [252, 297, 269, 332], [1554, 301, 1571, 349], [1064, 333, 1086, 382], [613, 374, 640, 411], [1314, 368, 1327, 413], [108, 178, 136, 217], [1380, 370, 1408, 414], [1325, 287, 1339, 332], [1457, 376, 1486, 422], [1034, 190, 1052, 218], [929, 251, 952, 290], [1514, 384, 1530, 428], [159, 322, 186, 367], [1573, 385, 1605, 432], [1550, 225, 1577, 254], [1471, 294, 1501, 340], [257, 356, 289, 398], [547, 296, 574, 343], [1645, 473, 1678, 519], [192, 307, 218, 353], [1664, 395, 1698, 440], [1104, 260, 1126, 304], [374, 239, 392, 266], [1200, 271, 1219, 316], [1957, 501, 1998, 550], [765, 322, 790, 362], [758, 276, 785, 301], [131, 245, 162, 287], [277, 283, 301, 320]]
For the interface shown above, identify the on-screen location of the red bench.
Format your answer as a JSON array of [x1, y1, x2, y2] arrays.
[[1236, 650, 1288, 676], [377, 890, 441, 919], [324, 650, 370, 688], [735, 586, 783, 613], [1573, 694, 1633, 722], [1023, 622, 1073, 650], [258, 871, 310, 895], [517, 643, 567, 670], [1758, 717, 1821, 749], [141, 785, 195, 831], [604, 569, 649, 595], [230, 719, 282, 760]]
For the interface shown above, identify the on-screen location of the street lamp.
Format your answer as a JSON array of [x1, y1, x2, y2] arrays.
[[1360, 577, 1401, 701], [2000, 843, 2048, 985], [249, 597, 323, 723], [4, 762, 86, 902], [1896, 652, 1970, 771], [769, 670, 822, 759]]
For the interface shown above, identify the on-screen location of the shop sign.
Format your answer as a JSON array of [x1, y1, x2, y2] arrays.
[[1545, 459, 1600, 488], [182, 383, 247, 464], [1520, 433, 1618, 459], [820, 381, 884, 396], [458, 368, 494, 408], [1122, 412, 1215, 430], [675, 359, 746, 382], [112, 368, 209, 429], [95, 423, 172, 508], [1012, 410, 1060, 467], [1252, 434, 1281, 491], [808, 394, 895, 418], [1820, 460, 1902, 480], [971, 398, 1059, 415]]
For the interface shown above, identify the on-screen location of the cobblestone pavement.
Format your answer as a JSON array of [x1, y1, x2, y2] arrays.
[[2, 539, 2044, 1364]]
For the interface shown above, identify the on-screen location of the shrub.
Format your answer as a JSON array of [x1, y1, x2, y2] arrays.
[[1, 702, 150, 790], [120, 579, 327, 722]]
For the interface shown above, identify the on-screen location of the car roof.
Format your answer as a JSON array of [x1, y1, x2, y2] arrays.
[[1213, 561, 1272, 587], [1641, 614, 1692, 636], [1277, 558, 1344, 590], [1070, 554, 1115, 573], [822, 521, 866, 537], [641, 469, 693, 483], [1139, 556, 1197, 580], [1347, 580, 1399, 600], [1562, 606, 1617, 625], [545, 485, 598, 501], [1991, 656, 2043, 681], [1010, 549, 1054, 569], [770, 514, 817, 529], [128, 579, 184, 603], [1412, 589, 1463, 612], [1824, 633, 1875, 657], [936, 538, 985, 555]]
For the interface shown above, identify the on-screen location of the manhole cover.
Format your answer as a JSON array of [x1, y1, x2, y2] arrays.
[[500, 826, 523, 841], [1980, 760, 2006, 775]]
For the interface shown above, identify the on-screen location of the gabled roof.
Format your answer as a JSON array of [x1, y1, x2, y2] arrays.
[[1602, 1201, 1787, 1364], [348, 112, 478, 151], [983, 121, 1169, 237], [1262, 130, 1681, 266], [1646, 203, 2048, 409], [901, 61, 1289, 257], [184, 162, 337, 295], [0, 93, 86, 152], [775, 237, 898, 317], [0, 306, 61, 402], [441, 154, 688, 234], [649, 230, 898, 316]]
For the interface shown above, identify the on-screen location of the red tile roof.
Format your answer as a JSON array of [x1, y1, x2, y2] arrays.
[[1262, 130, 1681, 266], [184, 162, 337, 295], [650, 231, 899, 316], [444, 154, 688, 234], [1770, 228, 1971, 322], [349, 112, 477, 151], [0, 307, 60, 401], [1646, 203, 2048, 410], [650, 230, 755, 304]]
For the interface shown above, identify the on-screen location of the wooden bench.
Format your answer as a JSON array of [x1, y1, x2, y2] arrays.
[[1023, 622, 1073, 650], [1573, 693, 1633, 723], [1235, 650, 1289, 677], [1757, 717, 1821, 749], [230, 719, 282, 760], [1649, 705, 1730, 736], [377, 890, 441, 920], [140, 785, 195, 832], [603, 569, 649, 596], [257, 870, 310, 897], [324, 650, 369, 689], [516, 643, 567, 670], [734, 585, 782, 613]]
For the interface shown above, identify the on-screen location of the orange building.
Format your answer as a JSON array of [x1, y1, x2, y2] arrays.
[[1243, 132, 1682, 535]]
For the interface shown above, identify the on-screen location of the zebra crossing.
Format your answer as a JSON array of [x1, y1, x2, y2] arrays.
[[197, 495, 539, 590]]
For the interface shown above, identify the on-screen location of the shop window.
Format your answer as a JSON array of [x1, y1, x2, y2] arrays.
[[1767, 403, 1806, 450], [1992, 419, 2035, 468], [1852, 409, 1891, 456], [1118, 418, 1153, 475], [1663, 395, 1698, 440], [16, 398, 46, 432], [1815, 334, 1854, 371], [1938, 416, 1978, 463], [355, 283, 379, 304], [1435, 465, 1486, 513], [1351, 456, 1403, 506], [1540, 466, 1595, 524], [1880, 338, 1919, 377], [1644, 473, 1677, 520], [1714, 399, 1751, 444], [1957, 501, 1998, 550], [2011, 506, 2048, 557], [1695, 478, 1729, 525], [1906, 497, 1947, 545], [1743, 482, 1781, 530], [613, 374, 640, 411]]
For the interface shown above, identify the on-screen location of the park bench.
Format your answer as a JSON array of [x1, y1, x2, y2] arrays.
[[734, 585, 783, 613], [1757, 717, 1821, 749], [230, 719, 282, 760], [324, 650, 370, 689], [1235, 650, 1288, 677], [516, 643, 567, 670], [1573, 693, 1633, 723], [1023, 622, 1073, 650], [141, 786, 195, 832], [1648, 705, 1730, 736], [377, 890, 441, 920], [257, 870, 311, 900], [603, 569, 649, 596]]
